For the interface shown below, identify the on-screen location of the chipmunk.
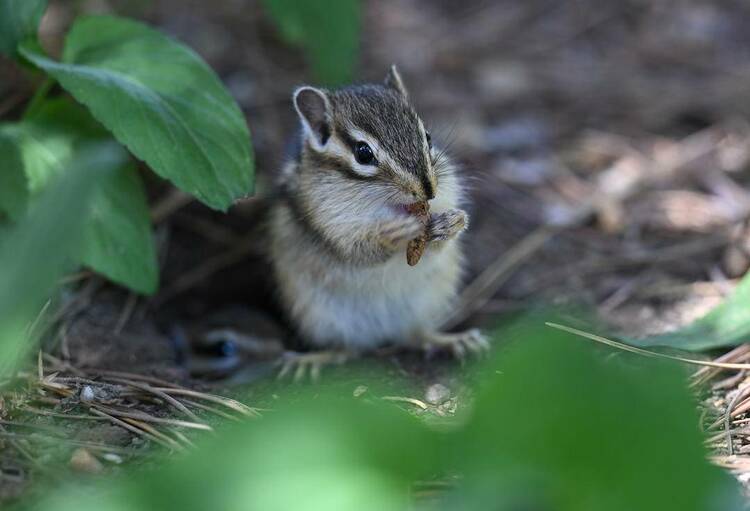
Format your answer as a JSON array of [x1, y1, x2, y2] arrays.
[[269, 66, 488, 379]]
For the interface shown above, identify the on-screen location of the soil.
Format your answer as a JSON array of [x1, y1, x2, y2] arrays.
[[4, 0, 750, 503]]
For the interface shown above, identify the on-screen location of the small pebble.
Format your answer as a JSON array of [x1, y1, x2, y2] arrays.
[[80, 386, 95, 403], [102, 453, 123, 464], [425, 383, 451, 405], [69, 448, 103, 474]]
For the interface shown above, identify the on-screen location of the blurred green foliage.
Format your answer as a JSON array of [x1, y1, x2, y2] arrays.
[[455, 324, 736, 510], [0, 132, 28, 220], [18, 324, 742, 510], [0, 100, 157, 293], [262, 0, 360, 85], [0, 143, 126, 377], [0, 0, 46, 56]]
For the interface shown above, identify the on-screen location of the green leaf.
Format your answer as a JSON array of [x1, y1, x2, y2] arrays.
[[19, 15, 254, 211], [80, 163, 158, 295], [0, 117, 77, 194], [262, 0, 360, 85], [0, 0, 47, 57], [453, 322, 739, 511], [1, 99, 109, 197], [3, 99, 158, 294], [27, 392, 434, 511], [0, 143, 121, 377], [0, 130, 29, 220], [629, 270, 750, 351]]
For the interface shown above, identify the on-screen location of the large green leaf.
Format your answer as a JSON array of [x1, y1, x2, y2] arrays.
[[0, 115, 76, 195], [629, 270, 750, 351], [3, 100, 158, 294], [0, 0, 47, 57], [0, 143, 121, 376], [453, 323, 739, 511], [262, 0, 360, 85], [80, 163, 157, 294], [19, 15, 254, 211]]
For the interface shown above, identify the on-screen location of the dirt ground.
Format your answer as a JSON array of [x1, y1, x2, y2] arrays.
[[4, 0, 750, 503]]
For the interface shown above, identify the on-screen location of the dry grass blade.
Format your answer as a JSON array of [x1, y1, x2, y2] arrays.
[[729, 395, 750, 420], [38, 378, 74, 395], [37, 350, 43, 381], [27, 299, 52, 342], [711, 371, 747, 391], [150, 189, 194, 223], [89, 408, 176, 451], [113, 292, 138, 335], [120, 417, 185, 450], [93, 371, 258, 417], [106, 378, 199, 421], [723, 386, 750, 455], [692, 344, 750, 388], [172, 430, 197, 448], [545, 322, 750, 370], [179, 398, 243, 422], [151, 387, 260, 417], [91, 404, 212, 431], [381, 396, 429, 410]]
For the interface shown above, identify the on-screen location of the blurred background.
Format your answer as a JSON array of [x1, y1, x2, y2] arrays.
[[4, 0, 750, 507], [18, 0, 748, 340]]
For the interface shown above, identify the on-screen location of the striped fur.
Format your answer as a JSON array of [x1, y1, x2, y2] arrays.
[[268, 71, 469, 350]]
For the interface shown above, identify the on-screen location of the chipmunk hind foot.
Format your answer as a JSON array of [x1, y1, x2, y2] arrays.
[[276, 350, 354, 383], [416, 328, 490, 360]]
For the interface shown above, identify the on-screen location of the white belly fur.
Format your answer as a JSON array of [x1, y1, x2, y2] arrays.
[[271, 208, 464, 350]]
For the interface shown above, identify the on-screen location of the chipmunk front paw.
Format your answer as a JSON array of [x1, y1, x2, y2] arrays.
[[427, 209, 467, 242], [377, 216, 424, 250]]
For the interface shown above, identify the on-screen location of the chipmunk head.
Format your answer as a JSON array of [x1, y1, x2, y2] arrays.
[[292, 66, 438, 207]]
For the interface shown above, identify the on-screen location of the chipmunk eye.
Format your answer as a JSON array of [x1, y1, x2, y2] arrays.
[[425, 131, 432, 149], [354, 141, 376, 165]]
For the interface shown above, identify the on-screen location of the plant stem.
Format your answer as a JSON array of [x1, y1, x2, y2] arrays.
[[23, 78, 54, 118]]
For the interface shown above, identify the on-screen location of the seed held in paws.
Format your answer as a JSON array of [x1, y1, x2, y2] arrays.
[[406, 201, 430, 266]]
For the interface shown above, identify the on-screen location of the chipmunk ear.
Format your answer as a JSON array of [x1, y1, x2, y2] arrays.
[[384, 65, 408, 99], [293, 86, 331, 149]]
